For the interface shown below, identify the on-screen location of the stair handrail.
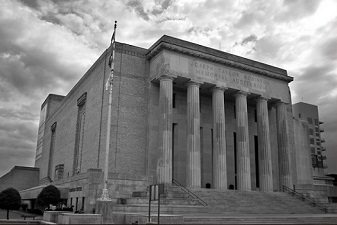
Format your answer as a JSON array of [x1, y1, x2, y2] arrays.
[[282, 185, 327, 213], [172, 178, 208, 206]]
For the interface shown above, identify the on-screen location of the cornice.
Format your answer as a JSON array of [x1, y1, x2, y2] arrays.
[[147, 42, 293, 83]]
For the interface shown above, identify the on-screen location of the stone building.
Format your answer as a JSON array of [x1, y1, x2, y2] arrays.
[[293, 102, 333, 186], [27, 35, 315, 212]]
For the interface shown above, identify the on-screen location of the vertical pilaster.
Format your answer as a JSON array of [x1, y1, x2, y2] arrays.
[[235, 91, 251, 191], [212, 87, 227, 189], [256, 97, 273, 191], [276, 102, 292, 189], [186, 81, 201, 187], [157, 75, 173, 184]]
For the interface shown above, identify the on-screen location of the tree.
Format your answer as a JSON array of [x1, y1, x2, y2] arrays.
[[0, 188, 21, 220], [36, 185, 60, 210]]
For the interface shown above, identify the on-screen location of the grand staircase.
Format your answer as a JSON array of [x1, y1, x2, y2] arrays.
[[110, 183, 337, 224]]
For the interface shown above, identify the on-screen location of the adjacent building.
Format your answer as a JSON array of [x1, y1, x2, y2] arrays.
[[293, 102, 333, 185]]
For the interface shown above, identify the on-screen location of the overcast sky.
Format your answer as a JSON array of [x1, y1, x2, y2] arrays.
[[0, 0, 336, 178]]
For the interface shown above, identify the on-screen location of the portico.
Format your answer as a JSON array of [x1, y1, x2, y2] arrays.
[[148, 36, 293, 191]]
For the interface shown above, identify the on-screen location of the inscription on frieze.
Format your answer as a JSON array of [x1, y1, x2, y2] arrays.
[[189, 60, 270, 93]]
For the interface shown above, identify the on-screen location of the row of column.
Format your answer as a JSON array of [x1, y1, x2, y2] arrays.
[[157, 75, 292, 191]]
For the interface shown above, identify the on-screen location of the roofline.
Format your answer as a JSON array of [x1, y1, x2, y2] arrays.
[[147, 35, 293, 82]]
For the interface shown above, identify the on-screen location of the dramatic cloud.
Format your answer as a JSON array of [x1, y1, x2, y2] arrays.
[[0, 0, 336, 177]]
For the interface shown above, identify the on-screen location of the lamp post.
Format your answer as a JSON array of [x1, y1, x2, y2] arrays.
[[100, 21, 117, 201]]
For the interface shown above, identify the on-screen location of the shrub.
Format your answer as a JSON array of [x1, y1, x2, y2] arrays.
[[36, 185, 60, 210], [0, 188, 21, 220], [20, 203, 28, 211]]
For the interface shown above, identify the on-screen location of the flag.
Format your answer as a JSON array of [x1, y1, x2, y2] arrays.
[[108, 21, 117, 69], [106, 21, 117, 90]]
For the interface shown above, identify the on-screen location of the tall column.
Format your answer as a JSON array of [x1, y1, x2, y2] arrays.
[[276, 102, 292, 189], [235, 91, 251, 191], [157, 75, 173, 184], [256, 97, 273, 191], [212, 87, 227, 189], [186, 81, 201, 187]]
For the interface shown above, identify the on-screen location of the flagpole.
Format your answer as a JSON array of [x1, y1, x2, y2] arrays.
[[100, 21, 117, 201]]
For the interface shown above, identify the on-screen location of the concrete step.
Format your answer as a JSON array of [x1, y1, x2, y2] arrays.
[[113, 204, 209, 214], [122, 197, 201, 205], [183, 214, 337, 224], [188, 189, 325, 214]]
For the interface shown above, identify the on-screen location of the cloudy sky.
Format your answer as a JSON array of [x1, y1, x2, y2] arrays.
[[0, 0, 336, 178]]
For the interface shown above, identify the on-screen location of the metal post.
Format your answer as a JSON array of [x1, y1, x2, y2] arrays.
[[101, 81, 113, 201], [158, 190, 160, 225], [100, 21, 117, 201], [148, 185, 151, 223]]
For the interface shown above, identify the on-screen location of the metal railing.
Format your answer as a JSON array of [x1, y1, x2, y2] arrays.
[[283, 185, 327, 213], [172, 178, 208, 206]]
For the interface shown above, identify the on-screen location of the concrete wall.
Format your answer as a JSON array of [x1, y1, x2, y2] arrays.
[[294, 119, 313, 185], [0, 166, 39, 192], [49, 168, 151, 213]]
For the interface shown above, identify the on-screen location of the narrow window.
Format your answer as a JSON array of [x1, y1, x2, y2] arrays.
[[73, 93, 87, 175], [172, 123, 177, 179], [48, 122, 57, 180], [75, 197, 79, 211], [173, 93, 176, 108], [211, 129, 214, 184], [233, 132, 237, 190], [254, 135, 259, 188], [82, 197, 85, 211], [254, 109, 257, 122]]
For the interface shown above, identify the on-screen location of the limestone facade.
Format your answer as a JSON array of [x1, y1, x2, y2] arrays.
[[32, 35, 301, 211]]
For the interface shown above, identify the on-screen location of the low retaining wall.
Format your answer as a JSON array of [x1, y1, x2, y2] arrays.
[[58, 213, 102, 224]]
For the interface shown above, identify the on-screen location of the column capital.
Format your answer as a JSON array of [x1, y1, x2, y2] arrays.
[[275, 101, 287, 107], [234, 90, 249, 97], [186, 80, 201, 87], [158, 75, 175, 81], [255, 96, 270, 102], [211, 86, 227, 93]]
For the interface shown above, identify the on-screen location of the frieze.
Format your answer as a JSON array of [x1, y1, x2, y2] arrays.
[[147, 43, 293, 83], [190, 60, 269, 93]]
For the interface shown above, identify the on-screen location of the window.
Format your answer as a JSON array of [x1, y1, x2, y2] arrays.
[[298, 113, 301, 118], [82, 197, 85, 211], [54, 164, 64, 181], [48, 122, 57, 179], [309, 129, 314, 135], [254, 109, 257, 122], [316, 141, 321, 146], [173, 93, 176, 108], [307, 117, 313, 124], [310, 138, 314, 144], [311, 147, 315, 154], [315, 127, 319, 132], [73, 93, 87, 175], [314, 119, 319, 126]]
